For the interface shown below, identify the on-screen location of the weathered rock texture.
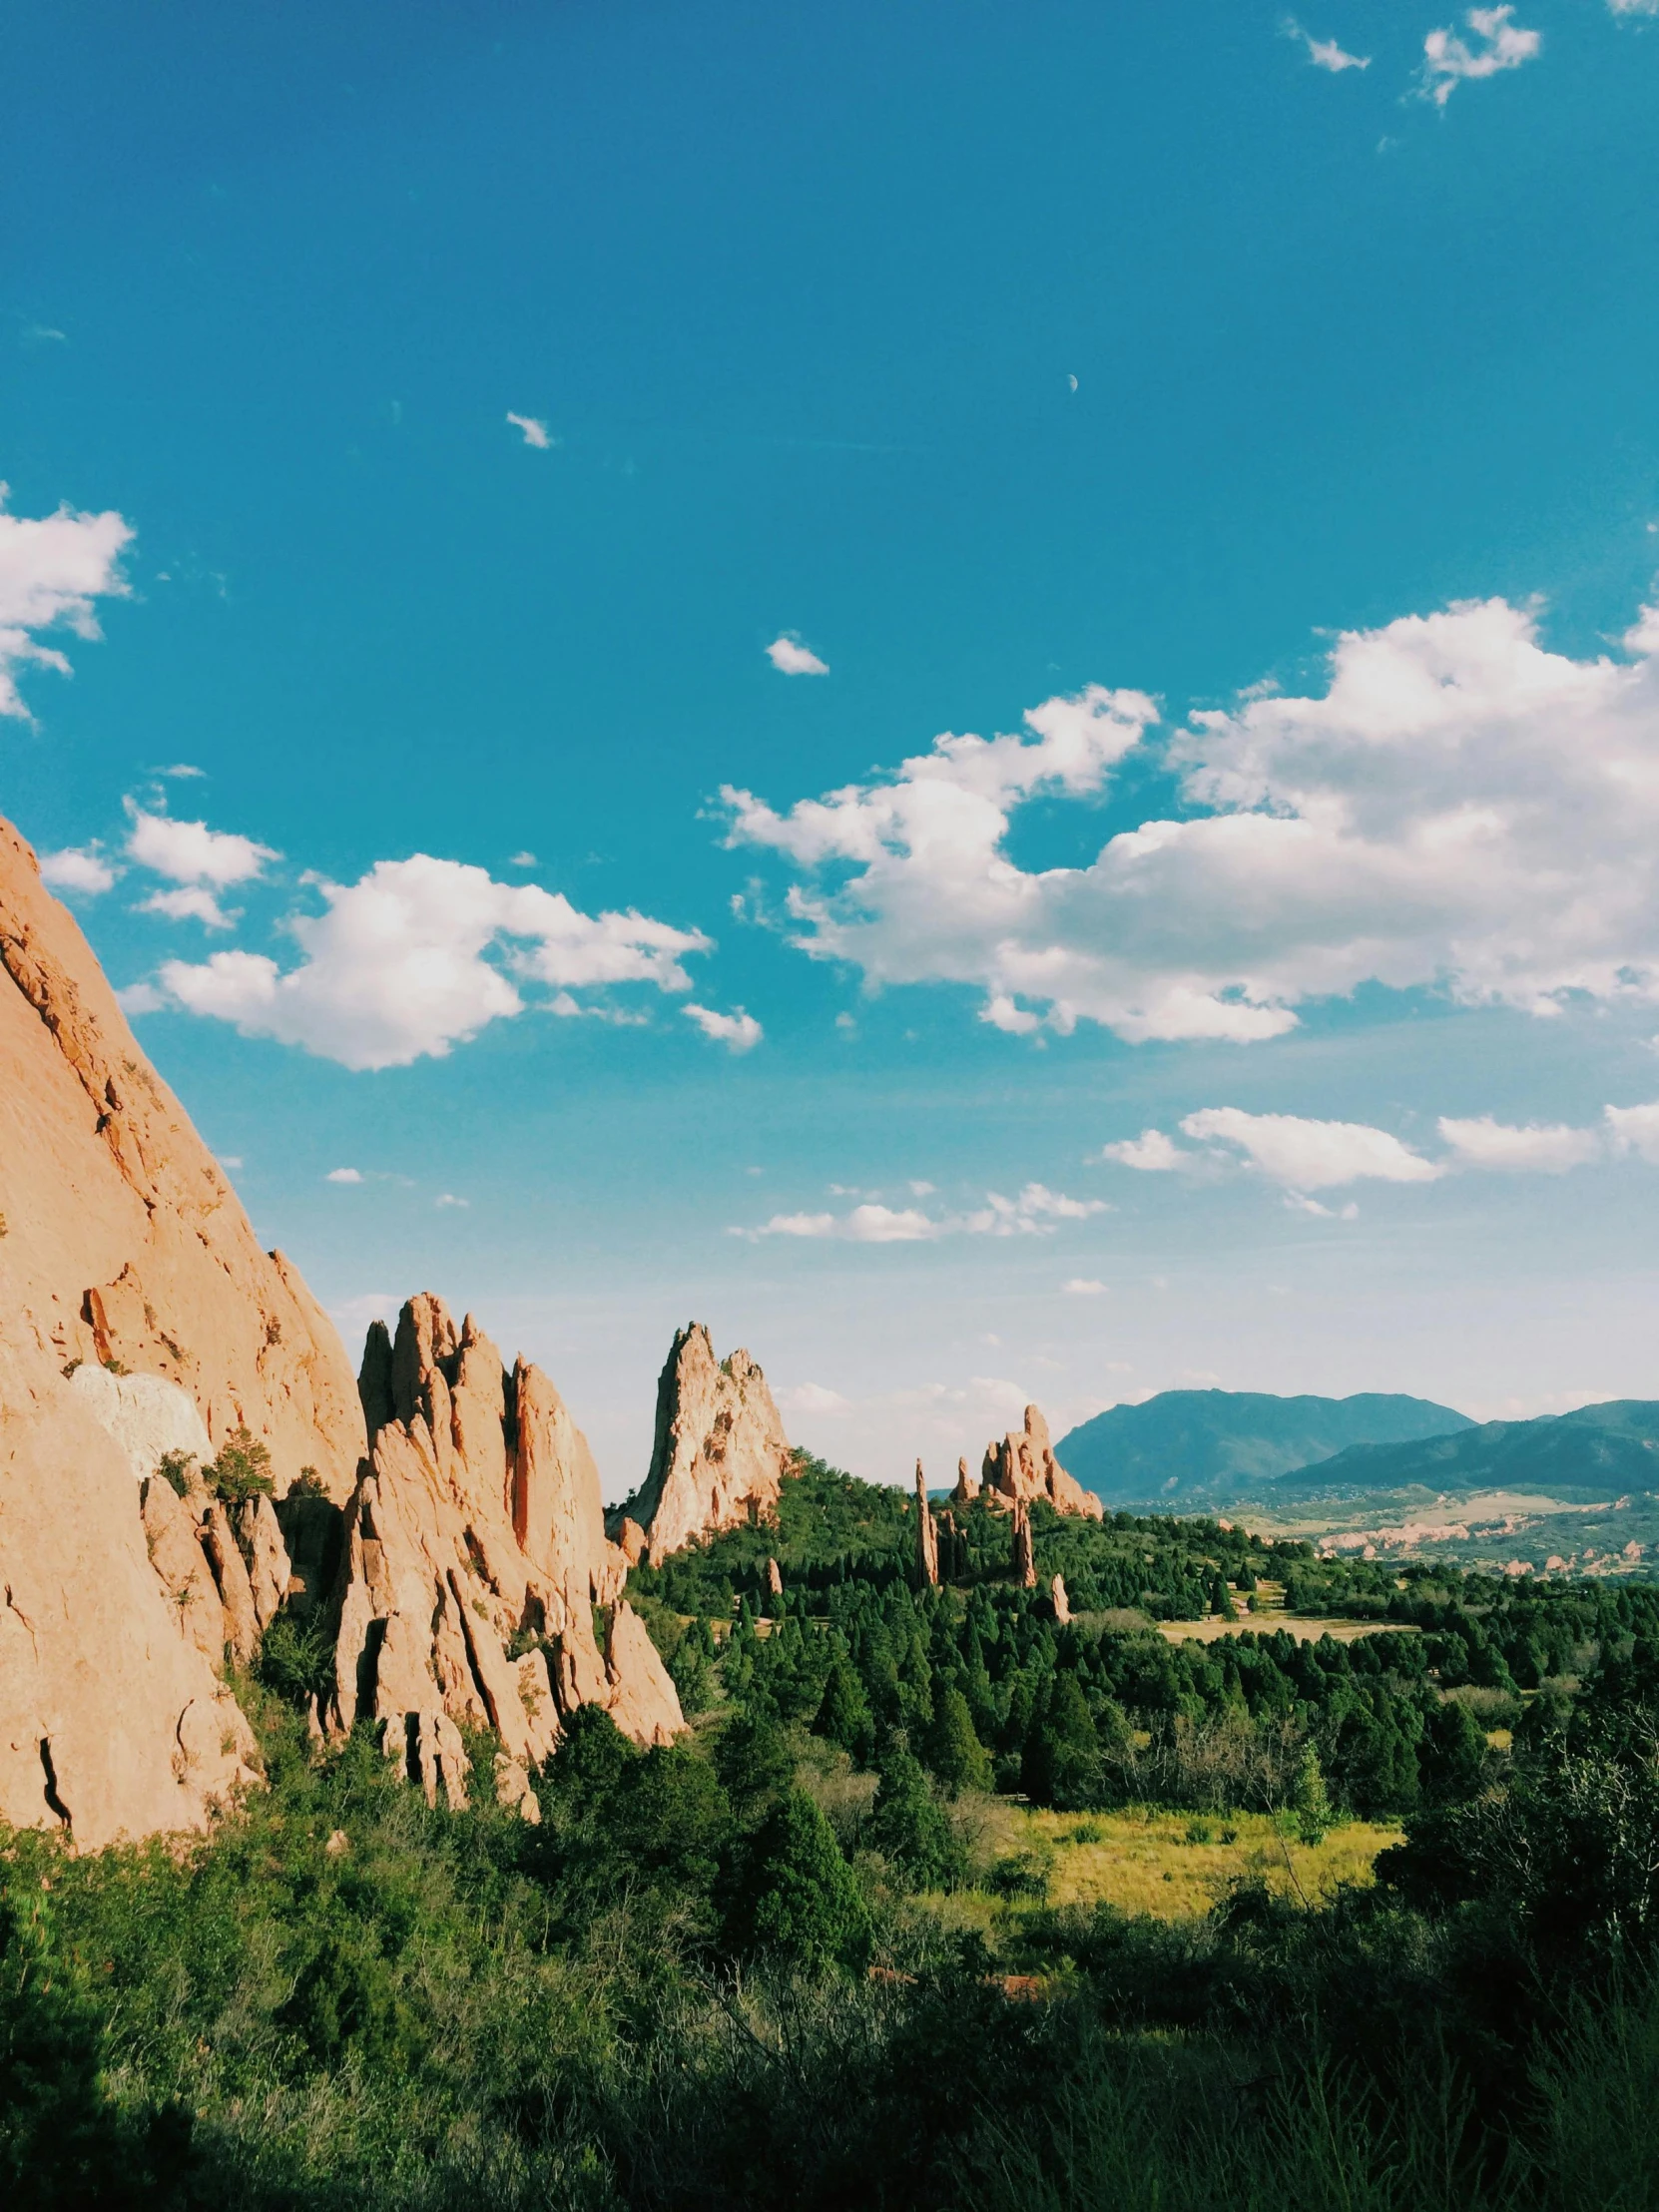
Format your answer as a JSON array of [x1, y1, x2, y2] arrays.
[[0, 815, 365, 1846], [982, 1404, 1105, 1521], [951, 1456, 980, 1505], [615, 1324, 796, 1565], [1011, 1498, 1037, 1589], [1051, 1573, 1072, 1625], [913, 1462, 938, 1588], [328, 1296, 683, 1811]]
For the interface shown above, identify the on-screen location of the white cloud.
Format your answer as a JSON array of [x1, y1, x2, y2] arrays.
[[0, 487, 132, 719], [1608, 0, 1658, 14], [1436, 1114, 1602, 1172], [727, 599, 1659, 1046], [1605, 1100, 1659, 1162], [1181, 1107, 1441, 1188], [1100, 1128, 1190, 1172], [908, 1180, 936, 1196], [1284, 17, 1371, 69], [156, 854, 711, 1070], [506, 411, 552, 449], [1421, 7, 1540, 104], [683, 1002, 763, 1052], [1285, 1192, 1361, 1220], [116, 981, 165, 1016], [1063, 1278, 1108, 1296], [126, 809, 276, 886], [39, 845, 115, 895], [160, 763, 204, 779], [138, 885, 234, 928], [766, 635, 830, 677], [509, 850, 537, 867], [778, 1382, 852, 1415], [325, 1167, 362, 1184], [435, 1193, 469, 1208], [740, 1181, 1105, 1243]]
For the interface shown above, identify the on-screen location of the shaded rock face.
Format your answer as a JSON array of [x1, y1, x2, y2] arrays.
[[0, 816, 365, 1846], [615, 1324, 795, 1565], [982, 1404, 1105, 1522], [329, 1296, 682, 1811]]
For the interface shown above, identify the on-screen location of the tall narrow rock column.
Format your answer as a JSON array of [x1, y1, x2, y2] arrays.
[[914, 1460, 939, 1587], [1011, 1497, 1037, 1589]]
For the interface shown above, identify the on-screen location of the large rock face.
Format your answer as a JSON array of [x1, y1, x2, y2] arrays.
[[614, 1324, 795, 1565], [329, 1296, 683, 1809], [0, 815, 364, 1497], [0, 816, 366, 1847], [982, 1404, 1105, 1521]]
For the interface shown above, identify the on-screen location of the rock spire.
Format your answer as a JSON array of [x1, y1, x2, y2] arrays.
[[613, 1323, 796, 1564], [982, 1403, 1104, 1521], [328, 1296, 683, 1812], [914, 1460, 939, 1587], [1011, 1497, 1037, 1589]]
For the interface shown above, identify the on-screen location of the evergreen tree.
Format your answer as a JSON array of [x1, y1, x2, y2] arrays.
[[738, 1790, 871, 1975], [813, 1657, 876, 1766], [924, 1685, 992, 1798], [870, 1748, 964, 1890]]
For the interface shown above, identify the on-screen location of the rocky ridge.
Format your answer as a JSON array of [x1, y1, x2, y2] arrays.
[[982, 1404, 1105, 1521], [329, 1296, 683, 1814], [614, 1324, 796, 1565], [0, 815, 365, 1846]]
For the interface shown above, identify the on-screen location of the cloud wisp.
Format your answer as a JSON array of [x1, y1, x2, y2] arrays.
[[506, 411, 553, 449], [738, 1180, 1107, 1244], [151, 853, 713, 1070], [765, 634, 830, 677], [0, 488, 133, 719], [1100, 1101, 1659, 1205], [1283, 17, 1371, 70], [683, 1002, 763, 1053], [726, 597, 1659, 1047], [1420, 7, 1540, 103]]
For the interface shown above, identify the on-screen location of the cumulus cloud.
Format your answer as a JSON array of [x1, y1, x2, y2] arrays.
[[726, 599, 1659, 1046], [1436, 1115, 1602, 1172], [1283, 17, 1371, 69], [156, 854, 711, 1070], [766, 634, 830, 677], [739, 1181, 1106, 1243], [506, 411, 552, 449], [1181, 1108, 1441, 1189], [778, 1382, 853, 1416], [126, 809, 276, 886], [0, 487, 132, 719], [1605, 1100, 1659, 1162], [1100, 1128, 1191, 1172], [138, 885, 235, 928], [40, 844, 115, 895], [1421, 7, 1540, 103], [325, 1167, 362, 1184], [683, 1002, 763, 1052]]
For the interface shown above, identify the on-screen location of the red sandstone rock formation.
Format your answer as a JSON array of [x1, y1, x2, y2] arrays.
[[981, 1404, 1104, 1521], [914, 1460, 939, 1587], [1011, 1497, 1037, 1588], [0, 814, 364, 1846], [329, 1296, 683, 1811], [614, 1323, 795, 1564]]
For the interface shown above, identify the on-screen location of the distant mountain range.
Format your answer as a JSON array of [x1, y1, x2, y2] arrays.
[[1261, 1399, 1659, 1507], [1056, 1389, 1659, 1513], [1055, 1390, 1473, 1508]]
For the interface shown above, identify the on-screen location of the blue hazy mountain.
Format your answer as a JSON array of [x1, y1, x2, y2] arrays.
[[1262, 1399, 1659, 1506], [1055, 1389, 1475, 1508]]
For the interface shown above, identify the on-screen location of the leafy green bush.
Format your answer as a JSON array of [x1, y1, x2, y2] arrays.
[[207, 1424, 275, 1504]]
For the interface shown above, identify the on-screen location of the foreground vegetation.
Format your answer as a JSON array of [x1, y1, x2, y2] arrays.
[[6, 1455, 1659, 2209]]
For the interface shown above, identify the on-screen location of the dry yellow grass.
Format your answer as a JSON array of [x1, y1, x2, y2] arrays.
[[967, 1799, 1401, 1922], [1157, 1615, 1418, 1646]]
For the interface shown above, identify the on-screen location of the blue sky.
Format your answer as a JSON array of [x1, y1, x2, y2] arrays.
[[5, 0, 1659, 1490]]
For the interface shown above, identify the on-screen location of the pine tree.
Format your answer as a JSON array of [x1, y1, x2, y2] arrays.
[[740, 1790, 871, 1974]]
